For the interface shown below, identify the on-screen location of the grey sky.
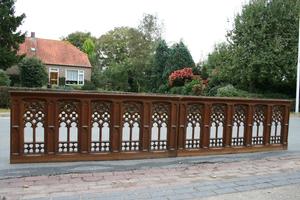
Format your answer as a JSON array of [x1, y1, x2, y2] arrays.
[[15, 0, 248, 62]]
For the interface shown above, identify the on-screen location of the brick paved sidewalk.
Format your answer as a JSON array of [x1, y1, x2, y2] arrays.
[[1, 153, 300, 200]]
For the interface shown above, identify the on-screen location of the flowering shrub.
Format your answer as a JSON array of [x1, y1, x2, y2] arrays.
[[169, 68, 193, 86]]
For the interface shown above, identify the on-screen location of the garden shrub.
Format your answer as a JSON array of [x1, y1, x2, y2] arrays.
[[216, 84, 248, 97], [59, 77, 66, 86], [81, 80, 97, 90], [169, 86, 184, 94], [183, 79, 202, 95], [0, 70, 10, 86], [157, 83, 169, 94], [169, 68, 193, 87], [19, 57, 48, 88], [6, 66, 20, 86]]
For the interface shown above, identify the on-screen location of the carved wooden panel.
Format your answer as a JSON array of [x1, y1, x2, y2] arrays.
[[122, 102, 141, 151], [232, 105, 247, 146], [186, 104, 203, 149], [210, 104, 226, 147], [151, 103, 169, 150], [91, 101, 111, 152], [23, 100, 46, 154], [270, 105, 284, 144], [252, 105, 266, 145], [58, 101, 79, 152]]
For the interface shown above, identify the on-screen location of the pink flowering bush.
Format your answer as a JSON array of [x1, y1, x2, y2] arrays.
[[169, 68, 193, 86]]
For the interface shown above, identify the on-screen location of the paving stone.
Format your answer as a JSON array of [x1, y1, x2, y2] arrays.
[[270, 180, 290, 186], [193, 190, 216, 198], [214, 187, 237, 195], [234, 185, 257, 192], [166, 193, 195, 200], [194, 184, 219, 191], [254, 182, 274, 189], [173, 187, 197, 194], [215, 182, 238, 188]]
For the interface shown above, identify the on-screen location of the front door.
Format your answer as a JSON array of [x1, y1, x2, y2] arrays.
[[49, 68, 59, 85]]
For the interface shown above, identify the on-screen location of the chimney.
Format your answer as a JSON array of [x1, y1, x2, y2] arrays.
[[30, 32, 37, 55], [31, 32, 35, 38]]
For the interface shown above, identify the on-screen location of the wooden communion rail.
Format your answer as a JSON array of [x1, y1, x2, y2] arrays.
[[10, 90, 291, 163]]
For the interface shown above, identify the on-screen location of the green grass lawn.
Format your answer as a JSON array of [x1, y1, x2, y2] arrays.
[[0, 108, 10, 113]]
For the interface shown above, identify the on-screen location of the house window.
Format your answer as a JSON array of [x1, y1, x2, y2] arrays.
[[49, 68, 59, 85], [65, 70, 85, 85]]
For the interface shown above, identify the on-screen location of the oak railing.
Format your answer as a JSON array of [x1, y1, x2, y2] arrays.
[[10, 90, 291, 163]]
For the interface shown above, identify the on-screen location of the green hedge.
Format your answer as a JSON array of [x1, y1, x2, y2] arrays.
[[0, 87, 10, 108]]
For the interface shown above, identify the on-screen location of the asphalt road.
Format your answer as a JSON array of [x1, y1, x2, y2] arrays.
[[0, 116, 299, 179]]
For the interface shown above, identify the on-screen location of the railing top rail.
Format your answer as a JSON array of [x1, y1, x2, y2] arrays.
[[9, 88, 292, 104]]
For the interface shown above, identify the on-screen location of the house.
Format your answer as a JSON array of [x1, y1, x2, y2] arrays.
[[18, 32, 92, 86]]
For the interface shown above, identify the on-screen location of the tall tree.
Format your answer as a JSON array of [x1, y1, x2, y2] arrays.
[[96, 27, 153, 92], [228, 0, 300, 94], [163, 41, 195, 79], [63, 31, 95, 51], [138, 13, 163, 42], [0, 0, 25, 70], [203, 42, 234, 82]]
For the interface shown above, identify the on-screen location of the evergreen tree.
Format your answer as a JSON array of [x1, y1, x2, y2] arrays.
[[150, 40, 170, 91], [163, 41, 195, 79], [0, 0, 26, 70]]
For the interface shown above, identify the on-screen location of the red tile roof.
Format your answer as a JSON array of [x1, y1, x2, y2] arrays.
[[18, 37, 91, 68]]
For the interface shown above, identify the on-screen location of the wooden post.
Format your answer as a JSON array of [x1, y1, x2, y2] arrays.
[[80, 100, 90, 153], [142, 101, 151, 151], [245, 104, 253, 146], [168, 101, 178, 156], [202, 103, 211, 148], [264, 105, 272, 145], [224, 104, 233, 147], [177, 102, 186, 150], [10, 97, 21, 157], [282, 104, 290, 149], [46, 98, 56, 154], [111, 101, 121, 152]]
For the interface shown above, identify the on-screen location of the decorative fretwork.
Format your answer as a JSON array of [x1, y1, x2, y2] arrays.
[[186, 104, 203, 149], [252, 105, 266, 145], [151, 103, 169, 150], [91, 101, 111, 152], [58, 142, 78, 152], [232, 105, 247, 146], [58, 101, 79, 153], [270, 106, 284, 144], [210, 104, 226, 147], [122, 102, 141, 151], [23, 101, 46, 154]]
